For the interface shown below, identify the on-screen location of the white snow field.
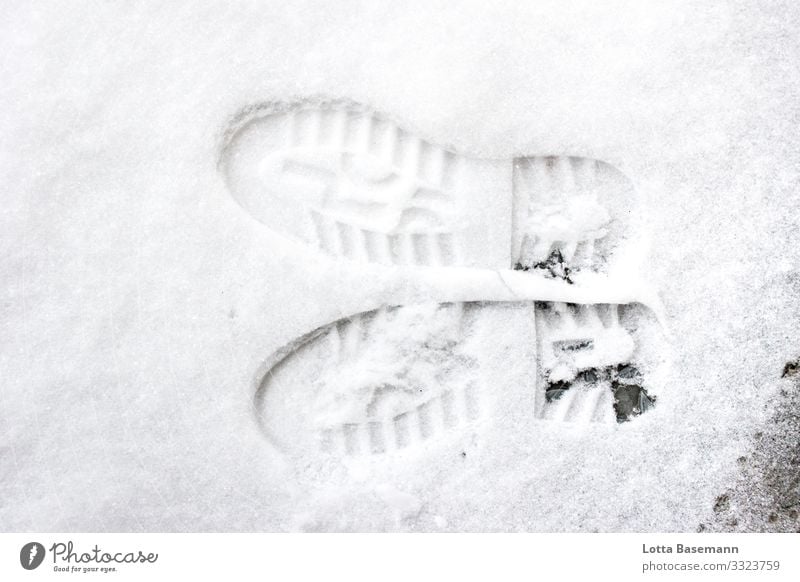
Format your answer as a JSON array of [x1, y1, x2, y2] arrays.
[[1, 0, 799, 532]]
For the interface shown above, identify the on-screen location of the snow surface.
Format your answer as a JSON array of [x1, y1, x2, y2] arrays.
[[1, 0, 799, 532]]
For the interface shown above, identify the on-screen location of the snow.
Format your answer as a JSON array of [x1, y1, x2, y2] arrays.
[[1, 0, 799, 532]]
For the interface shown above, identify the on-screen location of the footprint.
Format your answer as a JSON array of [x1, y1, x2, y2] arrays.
[[220, 100, 638, 274], [254, 300, 666, 464]]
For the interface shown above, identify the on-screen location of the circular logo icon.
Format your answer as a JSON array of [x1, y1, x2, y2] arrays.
[[20, 542, 45, 570]]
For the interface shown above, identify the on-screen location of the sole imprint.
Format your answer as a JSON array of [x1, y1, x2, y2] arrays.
[[256, 302, 491, 460], [255, 300, 666, 463], [221, 100, 638, 274]]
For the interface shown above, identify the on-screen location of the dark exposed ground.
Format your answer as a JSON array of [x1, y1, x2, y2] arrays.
[[701, 362, 800, 532]]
